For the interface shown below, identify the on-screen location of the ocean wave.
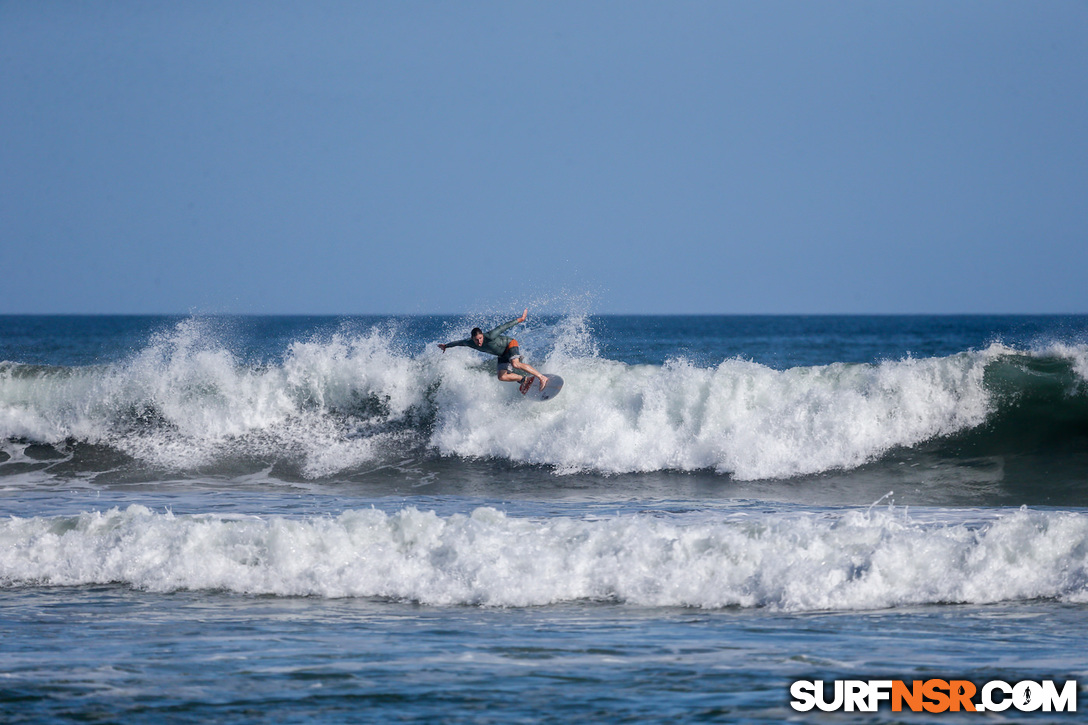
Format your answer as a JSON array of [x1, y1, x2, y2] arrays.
[[2, 318, 1087, 480], [2, 505, 1086, 610]]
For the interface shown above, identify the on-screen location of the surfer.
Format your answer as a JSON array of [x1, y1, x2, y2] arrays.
[[438, 309, 549, 393]]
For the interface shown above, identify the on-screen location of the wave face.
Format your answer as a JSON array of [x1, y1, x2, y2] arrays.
[[2, 504, 1086, 610], [2, 318, 1087, 481]]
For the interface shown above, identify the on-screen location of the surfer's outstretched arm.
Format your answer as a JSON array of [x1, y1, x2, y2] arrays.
[[485, 309, 529, 337]]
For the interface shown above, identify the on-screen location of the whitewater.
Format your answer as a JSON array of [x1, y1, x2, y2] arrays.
[[3, 314, 1087, 723], [3, 315, 1086, 482], [4, 504, 1087, 610]]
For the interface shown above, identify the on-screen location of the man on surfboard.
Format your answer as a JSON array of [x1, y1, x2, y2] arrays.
[[438, 309, 549, 393]]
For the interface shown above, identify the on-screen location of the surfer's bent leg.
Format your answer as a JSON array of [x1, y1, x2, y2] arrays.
[[496, 356, 523, 383], [511, 358, 548, 390], [497, 368, 522, 382]]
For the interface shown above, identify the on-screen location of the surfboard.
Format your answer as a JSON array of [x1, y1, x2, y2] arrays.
[[520, 373, 563, 401]]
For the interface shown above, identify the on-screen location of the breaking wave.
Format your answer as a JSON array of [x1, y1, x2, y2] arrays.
[[2, 504, 1086, 610], [2, 317, 1087, 481]]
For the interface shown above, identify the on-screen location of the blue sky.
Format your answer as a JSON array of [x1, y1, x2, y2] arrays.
[[2, 1, 1086, 315]]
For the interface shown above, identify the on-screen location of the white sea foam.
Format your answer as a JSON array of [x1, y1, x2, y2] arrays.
[[1044, 342, 1088, 384], [2, 319, 1086, 480], [435, 350, 998, 479], [2, 505, 1085, 610], [0, 319, 427, 474]]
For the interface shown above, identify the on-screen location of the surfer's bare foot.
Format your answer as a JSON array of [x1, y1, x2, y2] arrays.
[[538, 375, 549, 390]]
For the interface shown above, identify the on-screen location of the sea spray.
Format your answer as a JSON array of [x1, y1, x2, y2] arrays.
[[3, 318, 1088, 481], [431, 351, 995, 479]]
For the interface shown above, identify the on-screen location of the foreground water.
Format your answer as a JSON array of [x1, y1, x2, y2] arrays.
[[2, 314, 1087, 721]]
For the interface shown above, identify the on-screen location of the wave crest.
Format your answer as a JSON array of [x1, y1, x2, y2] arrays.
[[2, 319, 1088, 480]]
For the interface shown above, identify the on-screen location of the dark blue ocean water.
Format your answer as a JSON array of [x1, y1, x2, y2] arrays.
[[2, 315, 1087, 722], [2, 314, 1078, 368]]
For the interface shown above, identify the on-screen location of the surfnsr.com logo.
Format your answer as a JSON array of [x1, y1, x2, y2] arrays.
[[790, 679, 1078, 713]]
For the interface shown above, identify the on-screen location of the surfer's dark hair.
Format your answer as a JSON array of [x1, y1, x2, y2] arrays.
[[471, 328, 483, 337]]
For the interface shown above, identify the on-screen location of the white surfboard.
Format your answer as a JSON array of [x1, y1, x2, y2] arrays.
[[520, 373, 563, 401]]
